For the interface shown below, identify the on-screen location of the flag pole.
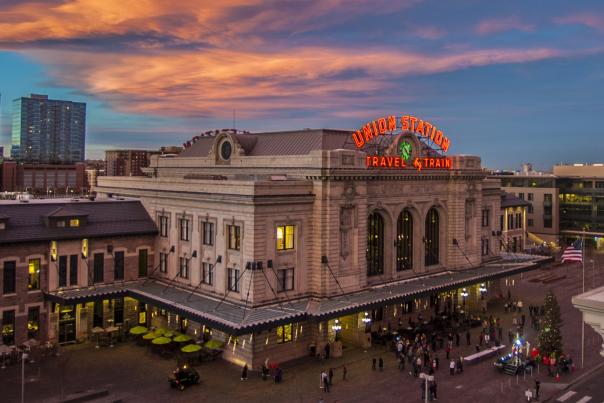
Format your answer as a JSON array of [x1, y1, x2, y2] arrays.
[[581, 230, 585, 369]]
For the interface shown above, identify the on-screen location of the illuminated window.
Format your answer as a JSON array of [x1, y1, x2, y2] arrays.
[[276, 324, 293, 343], [69, 219, 80, 227], [227, 225, 241, 250], [425, 207, 440, 266], [27, 307, 40, 339], [367, 212, 384, 276], [28, 258, 40, 290], [2, 310, 15, 345], [276, 225, 295, 251], [396, 210, 413, 271]]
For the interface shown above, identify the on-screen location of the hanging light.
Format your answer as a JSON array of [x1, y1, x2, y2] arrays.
[[332, 319, 342, 332], [479, 283, 487, 293], [361, 312, 372, 324], [461, 288, 469, 298]]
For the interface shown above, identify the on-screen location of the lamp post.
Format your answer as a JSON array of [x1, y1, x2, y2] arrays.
[[21, 351, 28, 403]]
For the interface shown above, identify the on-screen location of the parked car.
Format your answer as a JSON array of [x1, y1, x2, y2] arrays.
[[168, 365, 200, 391]]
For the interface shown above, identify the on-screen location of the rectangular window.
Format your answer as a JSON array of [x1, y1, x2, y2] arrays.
[[27, 307, 40, 339], [528, 193, 534, 201], [69, 254, 78, 286], [544, 193, 553, 203], [28, 258, 41, 290], [159, 216, 169, 237], [69, 218, 80, 227], [202, 222, 214, 246], [481, 239, 489, 256], [481, 209, 489, 227], [93, 301, 104, 328], [507, 214, 513, 231], [114, 297, 124, 325], [227, 225, 241, 250], [227, 268, 240, 292], [596, 181, 604, 189], [276, 225, 295, 251], [138, 249, 148, 277], [277, 267, 294, 292], [3, 261, 16, 294], [159, 252, 167, 273], [276, 324, 293, 344], [518, 193, 524, 200], [528, 218, 534, 227], [93, 253, 104, 283], [114, 251, 124, 280], [516, 213, 522, 229], [179, 257, 190, 279], [2, 310, 15, 345], [528, 205, 534, 214], [202, 262, 214, 285], [58, 255, 68, 287], [179, 218, 190, 241]]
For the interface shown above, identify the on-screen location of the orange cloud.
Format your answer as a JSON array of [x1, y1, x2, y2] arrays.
[[555, 13, 604, 32], [476, 17, 534, 35]]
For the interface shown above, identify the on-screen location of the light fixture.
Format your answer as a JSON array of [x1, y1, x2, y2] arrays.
[[332, 319, 342, 332], [461, 288, 469, 298], [361, 312, 371, 324], [479, 283, 487, 293]]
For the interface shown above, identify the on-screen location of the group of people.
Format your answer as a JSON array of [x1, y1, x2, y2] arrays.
[[320, 365, 347, 393]]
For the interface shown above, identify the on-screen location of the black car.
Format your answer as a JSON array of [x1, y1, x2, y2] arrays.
[[168, 365, 200, 391]]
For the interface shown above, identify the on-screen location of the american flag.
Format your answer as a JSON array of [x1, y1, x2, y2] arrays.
[[561, 239, 583, 263]]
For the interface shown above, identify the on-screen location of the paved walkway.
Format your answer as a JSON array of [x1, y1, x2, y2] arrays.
[[1, 261, 603, 402]]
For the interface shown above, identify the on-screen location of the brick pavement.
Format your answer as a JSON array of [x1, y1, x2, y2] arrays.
[[1, 262, 603, 403]]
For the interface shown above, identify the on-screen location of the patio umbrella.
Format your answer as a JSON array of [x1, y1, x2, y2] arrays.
[[143, 332, 160, 340], [204, 339, 224, 350], [173, 334, 192, 343], [151, 336, 172, 345], [181, 344, 202, 353], [129, 326, 148, 335]]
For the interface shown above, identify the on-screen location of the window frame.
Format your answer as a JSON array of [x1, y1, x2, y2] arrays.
[[276, 324, 293, 344], [27, 306, 40, 339], [202, 262, 214, 285], [202, 221, 214, 246], [114, 251, 125, 280], [159, 215, 169, 237], [58, 255, 68, 287], [227, 225, 241, 251], [138, 249, 148, 277], [227, 268, 240, 292], [69, 254, 78, 286], [277, 267, 294, 292], [159, 252, 168, 273], [3, 261, 16, 294], [93, 253, 104, 283], [276, 224, 295, 251], [179, 257, 190, 279]]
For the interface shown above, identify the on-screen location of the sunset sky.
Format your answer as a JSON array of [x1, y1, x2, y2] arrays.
[[0, 0, 602, 169]]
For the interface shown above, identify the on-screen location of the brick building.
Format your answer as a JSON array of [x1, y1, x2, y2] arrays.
[[0, 161, 86, 194], [0, 198, 156, 346]]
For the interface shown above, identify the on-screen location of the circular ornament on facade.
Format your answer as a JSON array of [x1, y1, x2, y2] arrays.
[[220, 140, 232, 160]]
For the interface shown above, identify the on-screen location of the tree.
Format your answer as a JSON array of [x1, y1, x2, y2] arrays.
[[538, 290, 563, 358]]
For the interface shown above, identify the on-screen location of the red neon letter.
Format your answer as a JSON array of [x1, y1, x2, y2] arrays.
[[366, 156, 371, 166], [416, 119, 425, 136], [409, 116, 417, 132], [378, 118, 387, 134], [353, 131, 364, 148], [434, 130, 443, 146], [441, 137, 450, 152], [372, 121, 380, 137], [363, 124, 374, 142], [388, 115, 397, 132], [401, 115, 410, 131], [424, 122, 433, 138]]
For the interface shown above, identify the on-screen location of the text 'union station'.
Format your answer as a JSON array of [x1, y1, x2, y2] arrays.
[[0, 124, 549, 368]]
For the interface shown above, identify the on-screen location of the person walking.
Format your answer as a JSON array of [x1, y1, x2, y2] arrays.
[[342, 365, 347, 381], [535, 380, 540, 399], [241, 363, 248, 381], [457, 356, 464, 373], [378, 356, 384, 372], [465, 330, 471, 346], [321, 370, 330, 392], [372, 357, 376, 370], [449, 359, 456, 375], [455, 332, 460, 347], [328, 368, 334, 386], [324, 342, 330, 359]]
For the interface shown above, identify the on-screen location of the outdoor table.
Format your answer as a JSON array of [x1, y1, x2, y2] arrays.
[[105, 326, 119, 348], [181, 344, 202, 364], [91, 327, 105, 349]]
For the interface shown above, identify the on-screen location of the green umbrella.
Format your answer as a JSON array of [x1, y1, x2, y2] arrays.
[[181, 344, 202, 353], [143, 332, 160, 340], [129, 326, 148, 335], [173, 334, 192, 343], [204, 340, 224, 350], [151, 336, 172, 345], [163, 330, 176, 338], [156, 327, 169, 336]]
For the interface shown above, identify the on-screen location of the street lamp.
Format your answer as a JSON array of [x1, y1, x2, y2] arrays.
[[331, 319, 342, 332], [461, 288, 469, 305], [361, 312, 371, 324]]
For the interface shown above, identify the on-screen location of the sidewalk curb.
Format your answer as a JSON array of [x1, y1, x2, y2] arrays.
[[542, 360, 604, 402]]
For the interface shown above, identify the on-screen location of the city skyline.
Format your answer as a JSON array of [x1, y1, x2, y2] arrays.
[[0, 0, 603, 169]]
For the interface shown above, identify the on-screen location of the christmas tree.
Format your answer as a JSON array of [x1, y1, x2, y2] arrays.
[[538, 290, 563, 358]]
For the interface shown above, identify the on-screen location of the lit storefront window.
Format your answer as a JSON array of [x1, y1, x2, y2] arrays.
[[28, 258, 40, 290], [277, 324, 293, 343]]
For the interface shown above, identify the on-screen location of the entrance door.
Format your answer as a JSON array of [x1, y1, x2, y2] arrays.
[[58, 305, 77, 344]]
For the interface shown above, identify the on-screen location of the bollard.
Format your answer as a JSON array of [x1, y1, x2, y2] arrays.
[[524, 371, 526, 381], [516, 374, 519, 384], [508, 378, 512, 389]]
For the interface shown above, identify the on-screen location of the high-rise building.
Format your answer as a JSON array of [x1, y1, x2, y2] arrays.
[[10, 94, 86, 163]]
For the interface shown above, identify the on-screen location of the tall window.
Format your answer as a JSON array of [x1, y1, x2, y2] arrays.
[[367, 212, 384, 276], [28, 258, 41, 290], [528, 193, 534, 201], [3, 261, 16, 294], [481, 209, 490, 227], [27, 307, 40, 339], [515, 213, 522, 229], [58, 255, 68, 287], [277, 268, 294, 292], [227, 225, 241, 250], [114, 251, 124, 280], [114, 297, 124, 325], [179, 257, 190, 279], [93, 301, 104, 328], [276, 324, 293, 343], [202, 262, 214, 285], [228, 268, 240, 292], [159, 252, 168, 273], [481, 238, 490, 256], [138, 249, 148, 277], [507, 214, 513, 231], [425, 207, 440, 266], [396, 210, 413, 272], [179, 217, 190, 241], [93, 253, 104, 283], [159, 215, 169, 237], [276, 225, 295, 251], [2, 310, 15, 345], [69, 254, 78, 286], [202, 222, 214, 246]]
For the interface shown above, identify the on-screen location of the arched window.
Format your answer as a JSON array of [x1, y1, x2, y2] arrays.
[[396, 210, 413, 271], [425, 207, 440, 266], [367, 212, 384, 276]]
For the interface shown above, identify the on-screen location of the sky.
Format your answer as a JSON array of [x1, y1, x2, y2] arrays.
[[0, 0, 603, 169]]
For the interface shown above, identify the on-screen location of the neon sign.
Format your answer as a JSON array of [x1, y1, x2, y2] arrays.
[[354, 115, 453, 171]]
